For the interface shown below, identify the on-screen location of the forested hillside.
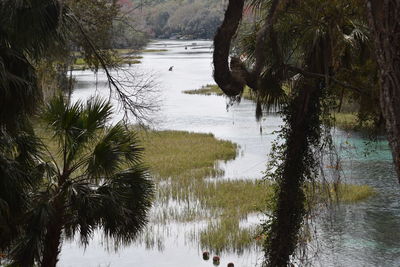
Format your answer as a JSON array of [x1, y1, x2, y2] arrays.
[[123, 0, 226, 39]]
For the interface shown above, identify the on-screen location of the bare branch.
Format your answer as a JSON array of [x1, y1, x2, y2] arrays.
[[68, 13, 159, 124]]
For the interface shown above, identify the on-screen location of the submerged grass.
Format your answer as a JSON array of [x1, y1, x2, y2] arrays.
[[197, 180, 272, 217], [198, 218, 262, 254]]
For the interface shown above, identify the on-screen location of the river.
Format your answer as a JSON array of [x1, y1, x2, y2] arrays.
[[59, 40, 400, 267]]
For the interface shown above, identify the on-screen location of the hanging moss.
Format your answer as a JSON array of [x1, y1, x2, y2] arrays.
[[262, 77, 325, 266]]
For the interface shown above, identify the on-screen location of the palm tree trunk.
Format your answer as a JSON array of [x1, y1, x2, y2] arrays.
[[366, 0, 400, 181], [41, 198, 65, 267]]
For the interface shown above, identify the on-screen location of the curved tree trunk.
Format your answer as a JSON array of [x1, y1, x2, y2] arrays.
[[213, 0, 246, 96], [366, 0, 400, 181], [213, 0, 284, 95]]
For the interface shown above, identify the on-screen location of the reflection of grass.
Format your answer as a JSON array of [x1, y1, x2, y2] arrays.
[[183, 84, 253, 100]]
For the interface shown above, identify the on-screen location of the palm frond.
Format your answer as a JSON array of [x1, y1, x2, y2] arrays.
[[10, 192, 53, 267], [0, 128, 44, 250], [0, 47, 41, 129], [64, 165, 153, 247], [86, 124, 143, 179]]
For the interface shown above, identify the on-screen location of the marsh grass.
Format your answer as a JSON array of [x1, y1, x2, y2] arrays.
[[138, 130, 237, 180], [73, 55, 141, 70], [72, 49, 147, 70], [115, 48, 168, 54], [139, 49, 168, 53], [135, 129, 377, 253], [330, 183, 376, 202], [333, 113, 375, 131], [183, 84, 253, 100], [198, 218, 262, 254]]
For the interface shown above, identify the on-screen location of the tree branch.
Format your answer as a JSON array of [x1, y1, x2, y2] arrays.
[[213, 0, 246, 96], [213, 0, 285, 96]]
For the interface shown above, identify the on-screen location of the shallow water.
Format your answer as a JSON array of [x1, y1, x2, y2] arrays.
[[60, 40, 400, 267]]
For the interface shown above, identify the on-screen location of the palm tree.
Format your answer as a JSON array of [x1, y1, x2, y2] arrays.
[[0, 0, 65, 129], [0, 0, 63, 252], [10, 96, 154, 267], [0, 128, 44, 252]]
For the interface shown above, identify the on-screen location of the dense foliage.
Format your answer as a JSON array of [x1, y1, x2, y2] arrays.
[[0, 1, 155, 265], [128, 0, 225, 39]]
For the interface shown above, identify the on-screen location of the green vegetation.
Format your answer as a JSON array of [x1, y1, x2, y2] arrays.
[[333, 113, 376, 132], [7, 97, 154, 267], [140, 49, 168, 53], [212, 0, 384, 263], [1, 1, 393, 264], [199, 218, 261, 254], [139, 130, 237, 180], [13, 123, 378, 257], [183, 84, 253, 100], [129, 0, 224, 39], [334, 184, 376, 203], [72, 48, 169, 69], [73, 51, 144, 70], [132, 128, 376, 254]]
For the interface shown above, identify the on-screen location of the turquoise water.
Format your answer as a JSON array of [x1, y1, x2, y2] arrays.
[[315, 131, 400, 266]]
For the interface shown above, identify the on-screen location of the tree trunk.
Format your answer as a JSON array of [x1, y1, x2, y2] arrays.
[[41, 198, 64, 267], [265, 83, 321, 266], [366, 0, 400, 180]]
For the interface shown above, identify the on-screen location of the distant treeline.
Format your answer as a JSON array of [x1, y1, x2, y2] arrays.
[[124, 0, 226, 39]]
